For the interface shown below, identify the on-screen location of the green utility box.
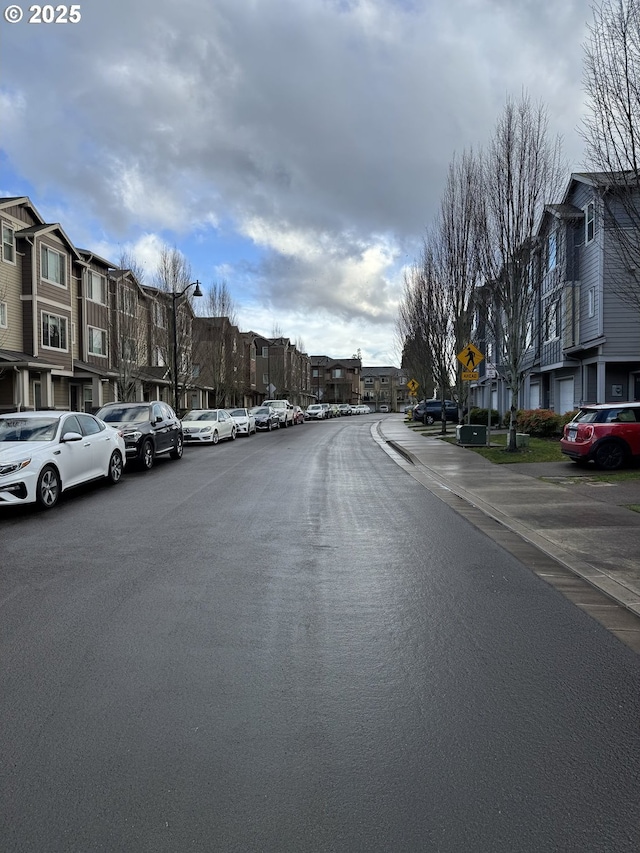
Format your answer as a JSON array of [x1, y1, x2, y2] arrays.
[[516, 433, 530, 448], [456, 424, 487, 446]]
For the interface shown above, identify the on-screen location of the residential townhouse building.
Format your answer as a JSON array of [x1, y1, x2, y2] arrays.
[[0, 196, 92, 413], [360, 366, 408, 412], [471, 172, 640, 418], [310, 356, 361, 405], [253, 334, 312, 407]]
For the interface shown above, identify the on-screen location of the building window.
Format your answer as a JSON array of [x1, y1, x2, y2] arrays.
[[262, 346, 269, 358], [585, 201, 595, 244], [588, 286, 595, 318], [87, 270, 107, 304], [544, 300, 559, 341], [364, 377, 374, 385], [547, 231, 557, 270], [332, 368, 344, 379], [380, 376, 389, 384], [153, 301, 165, 328], [262, 373, 269, 384], [2, 223, 15, 264], [122, 338, 136, 361], [41, 245, 66, 286], [154, 347, 166, 367], [120, 287, 136, 316], [88, 326, 107, 356], [42, 312, 68, 350], [0, 301, 6, 328]]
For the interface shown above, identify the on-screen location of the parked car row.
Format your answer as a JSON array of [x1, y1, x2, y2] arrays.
[[304, 403, 373, 419], [0, 399, 307, 511]]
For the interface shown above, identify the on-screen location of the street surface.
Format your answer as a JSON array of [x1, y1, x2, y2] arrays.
[[1, 416, 639, 852]]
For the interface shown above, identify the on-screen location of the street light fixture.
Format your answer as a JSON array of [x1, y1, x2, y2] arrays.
[[171, 280, 202, 413]]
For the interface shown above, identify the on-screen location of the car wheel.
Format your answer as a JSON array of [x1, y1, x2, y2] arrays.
[[425, 415, 435, 425], [230, 427, 237, 441], [107, 450, 124, 484], [212, 430, 219, 445], [282, 419, 287, 428], [594, 441, 627, 470], [36, 465, 61, 509], [170, 434, 183, 460], [140, 439, 154, 470], [268, 422, 272, 431]]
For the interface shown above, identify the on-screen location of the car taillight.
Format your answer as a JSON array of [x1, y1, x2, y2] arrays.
[[577, 425, 594, 440]]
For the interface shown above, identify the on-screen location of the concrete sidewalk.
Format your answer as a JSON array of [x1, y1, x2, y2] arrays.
[[377, 415, 640, 618]]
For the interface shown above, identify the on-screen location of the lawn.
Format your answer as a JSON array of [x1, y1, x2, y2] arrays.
[[427, 427, 640, 484]]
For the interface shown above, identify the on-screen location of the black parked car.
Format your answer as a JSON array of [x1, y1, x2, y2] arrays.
[[250, 406, 280, 431], [413, 399, 463, 425], [96, 401, 183, 469]]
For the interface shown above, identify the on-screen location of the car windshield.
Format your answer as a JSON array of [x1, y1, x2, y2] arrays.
[[183, 411, 217, 421], [229, 409, 246, 417], [100, 405, 150, 423], [266, 401, 284, 409], [254, 408, 270, 415], [0, 417, 59, 442]]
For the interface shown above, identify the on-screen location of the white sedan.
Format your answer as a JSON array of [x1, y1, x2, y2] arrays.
[[0, 410, 126, 510], [227, 407, 256, 436], [181, 409, 237, 444]]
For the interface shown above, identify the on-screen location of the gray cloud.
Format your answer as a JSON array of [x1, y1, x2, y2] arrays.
[[1, 0, 590, 359]]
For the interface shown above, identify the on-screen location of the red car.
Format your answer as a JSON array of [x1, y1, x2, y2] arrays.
[[293, 406, 305, 425], [560, 402, 640, 470]]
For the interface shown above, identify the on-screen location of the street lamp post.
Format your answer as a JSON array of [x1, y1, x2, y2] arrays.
[[171, 280, 202, 414]]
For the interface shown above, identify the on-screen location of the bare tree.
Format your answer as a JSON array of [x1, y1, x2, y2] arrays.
[[480, 94, 565, 450], [582, 0, 640, 310], [154, 246, 196, 410], [110, 250, 149, 401], [397, 265, 435, 403], [197, 280, 239, 406], [434, 150, 484, 421], [397, 150, 483, 429]]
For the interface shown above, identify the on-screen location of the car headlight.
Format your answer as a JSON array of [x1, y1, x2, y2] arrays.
[[200, 426, 213, 433], [124, 430, 142, 441], [0, 458, 31, 476]]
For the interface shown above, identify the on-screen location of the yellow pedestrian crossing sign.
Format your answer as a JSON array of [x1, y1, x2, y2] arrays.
[[457, 343, 484, 371], [407, 378, 419, 394]]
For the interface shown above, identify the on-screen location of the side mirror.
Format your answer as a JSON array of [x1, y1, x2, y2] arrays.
[[61, 431, 83, 442]]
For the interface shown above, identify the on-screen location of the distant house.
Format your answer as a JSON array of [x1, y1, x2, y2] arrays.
[[310, 356, 361, 404], [360, 366, 408, 412]]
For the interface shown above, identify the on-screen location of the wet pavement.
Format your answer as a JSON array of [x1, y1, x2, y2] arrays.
[[377, 416, 640, 622]]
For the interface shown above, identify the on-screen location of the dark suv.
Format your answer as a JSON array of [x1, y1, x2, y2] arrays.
[[560, 402, 640, 470], [413, 399, 462, 425], [96, 401, 183, 470]]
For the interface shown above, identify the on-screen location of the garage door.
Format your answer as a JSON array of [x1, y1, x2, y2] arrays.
[[558, 378, 574, 414]]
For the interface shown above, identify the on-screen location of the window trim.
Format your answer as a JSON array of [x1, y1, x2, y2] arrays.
[[40, 244, 67, 288], [87, 270, 107, 305], [88, 325, 108, 357], [41, 311, 69, 351], [547, 230, 557, 271], [2, 222, 16, 264], [585, 201, 595, 244], [588, 286, 596, 318], [0, 300, 7, 329], [544, 299, 560, 342]]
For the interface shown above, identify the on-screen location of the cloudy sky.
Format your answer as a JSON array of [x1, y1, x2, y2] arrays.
[[1, 0, 592, 364]]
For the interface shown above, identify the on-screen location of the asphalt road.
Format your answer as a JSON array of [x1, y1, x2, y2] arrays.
[[1, 416, 639, 852]]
